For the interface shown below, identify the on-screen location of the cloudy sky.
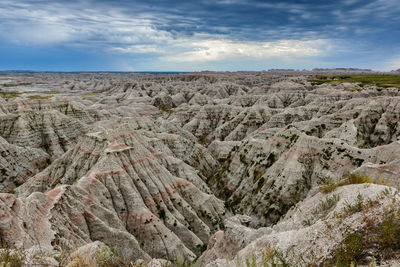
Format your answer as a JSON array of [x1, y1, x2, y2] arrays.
[[0, 0, 399, 71]]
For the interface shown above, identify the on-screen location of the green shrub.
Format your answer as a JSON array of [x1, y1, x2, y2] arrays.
[[379, 208, 400, 249], [344, 193, 364, 215], [243, 245, 290, 267], [320, 180, 338, 194], [313, 194, 340, 217], [0, 247, 25, 267], [335, 232, 363, 266], [95, 246, 126, 267], [346, 173, 373, 184]]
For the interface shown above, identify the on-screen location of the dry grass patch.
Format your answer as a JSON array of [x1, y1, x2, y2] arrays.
[[0, 246, 25, 267], [320, 173, 386, 194]]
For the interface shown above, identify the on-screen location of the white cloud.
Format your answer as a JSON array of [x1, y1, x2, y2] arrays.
[[4, 24, 74, 45], [0, 0, 335, 65], [0, 0, 365, 70], [0, 0, 172, 48], [111, 45, 165, 54], [162, 39, 332, 62], [347, 0, 400, 20]]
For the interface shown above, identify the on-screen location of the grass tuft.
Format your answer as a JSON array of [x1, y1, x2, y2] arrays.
[[0, 246, 25, 267], [379, 207, 400, 249], [335, 232, 363, 266], [320, 173, 385, 194], [320, 180, 338, 194]]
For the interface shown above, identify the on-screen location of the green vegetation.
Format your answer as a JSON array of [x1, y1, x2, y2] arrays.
[[379, 207, 400, 249], [27, 95, 52, 100], [328, 190, 400, 266], [320, 180, 338, 194], [309, 74, 400, 88], [241, 245, 290, 267], [42, 91, 61, 94], [314, 194, 340, 217], [94, 246, 127, 267], [173, 261, 200, 267], [0, 246, 25, 267], [343, 193, 365, 215], [320, 173, 385, 194], [335, 232, 363, 266], [81, 93, 99, 96], [0, 90, 21, 99], [242, 200, 400, 267], [0, 83, 32, 87], [302, 194, 340, 226], [346, 173, 374, 184], [160, 108, 173, 114]]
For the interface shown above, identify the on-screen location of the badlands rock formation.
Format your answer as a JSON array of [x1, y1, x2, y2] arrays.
[[0, 72, 400, 266]]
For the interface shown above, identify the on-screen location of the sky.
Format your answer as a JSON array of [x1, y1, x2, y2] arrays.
[[0, 0, 399, 71]]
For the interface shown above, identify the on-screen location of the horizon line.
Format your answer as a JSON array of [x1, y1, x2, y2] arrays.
[[1, 68, 398, 74]]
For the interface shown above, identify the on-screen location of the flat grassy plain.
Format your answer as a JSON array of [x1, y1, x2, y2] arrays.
[[0, 83, 32, 87], [0, 90, 21, 99], [309, 74, 400, 88]]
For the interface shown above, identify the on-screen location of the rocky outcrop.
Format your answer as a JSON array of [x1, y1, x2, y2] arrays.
[[152, 93, 175, 110], [12, 119, 227, 262], [0, 136, 48, 192], [203, 184, 400, 266], [0, 100, 104, 159]]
